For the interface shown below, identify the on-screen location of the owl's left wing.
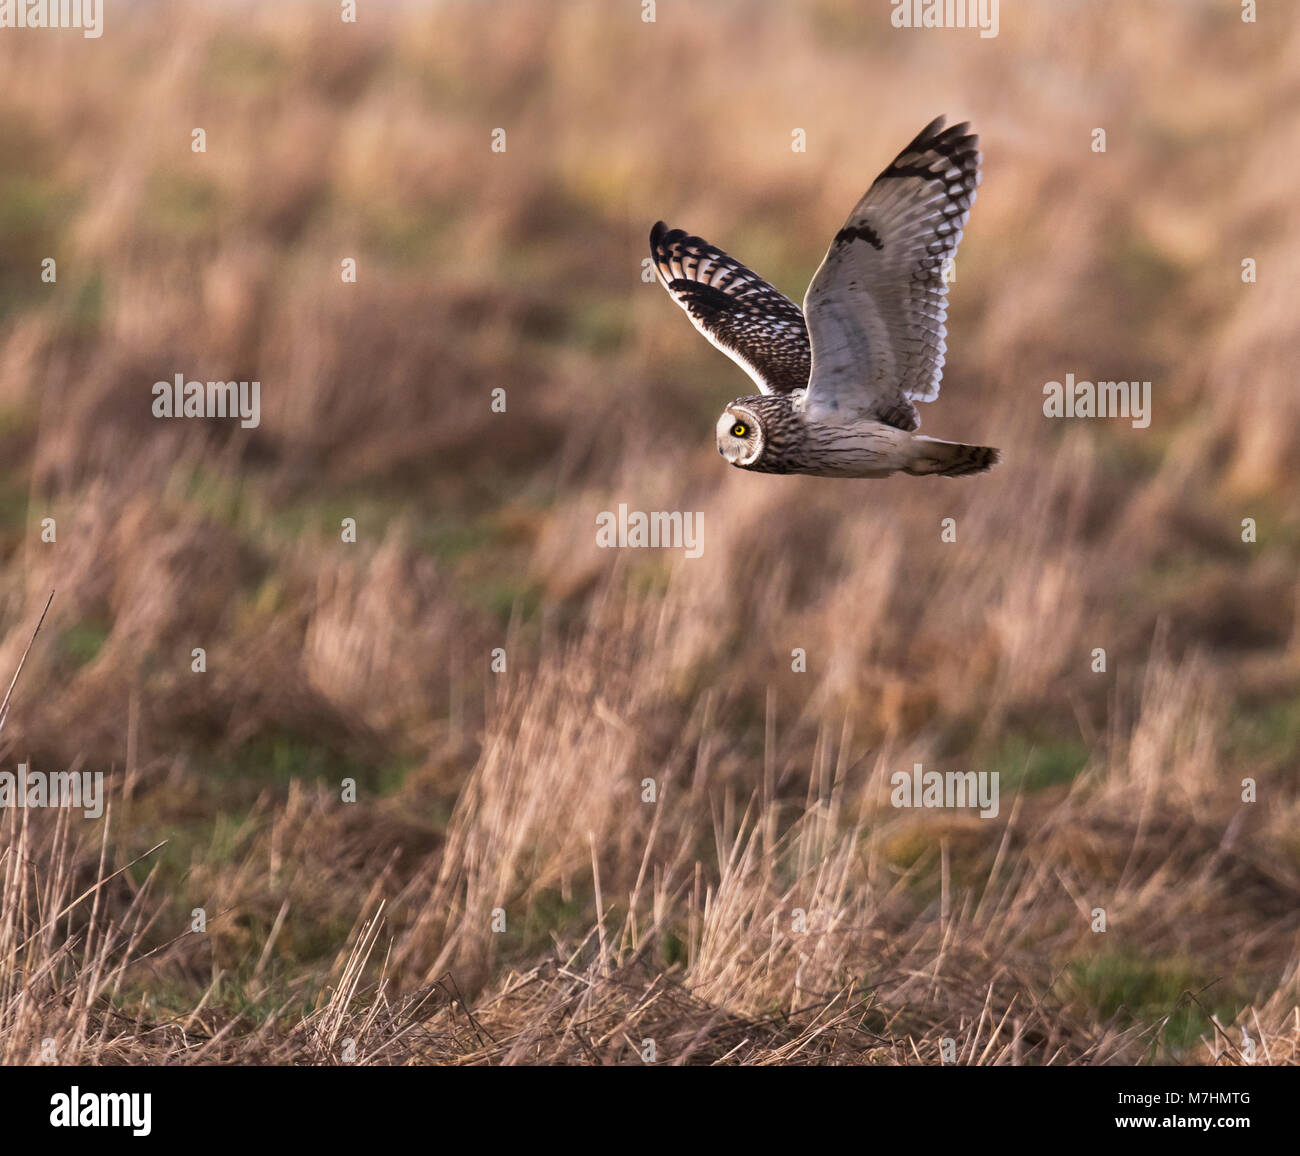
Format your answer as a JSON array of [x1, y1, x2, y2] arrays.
[[650, 222, 811, 394], [801, 117, 981, 429]]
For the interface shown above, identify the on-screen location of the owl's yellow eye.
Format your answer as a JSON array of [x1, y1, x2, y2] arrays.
[[731, 422, 748, 438]]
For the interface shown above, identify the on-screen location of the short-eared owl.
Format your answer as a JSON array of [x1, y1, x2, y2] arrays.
[[651, 116, 999, 479]]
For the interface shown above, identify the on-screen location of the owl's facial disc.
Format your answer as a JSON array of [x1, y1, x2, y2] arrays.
[[716, 407, 764, 467]]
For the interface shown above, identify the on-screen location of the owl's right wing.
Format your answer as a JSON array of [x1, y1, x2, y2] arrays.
[[801, 117, 981, 430], [649, 222, 811, 394]]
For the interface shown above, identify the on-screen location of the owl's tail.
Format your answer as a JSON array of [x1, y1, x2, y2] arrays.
[[903, 436, 1001, 477]]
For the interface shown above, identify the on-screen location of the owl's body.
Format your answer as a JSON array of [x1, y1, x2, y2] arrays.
[[719, 393, 998, 479], [651, 117, 1000, 480]]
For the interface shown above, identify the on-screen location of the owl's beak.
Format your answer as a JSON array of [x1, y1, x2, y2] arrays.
[[716, 409, 763, 467], [716, 434, 743, 464]]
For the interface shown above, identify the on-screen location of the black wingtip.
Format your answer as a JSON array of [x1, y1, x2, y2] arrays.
[[916, 115, 975, 148], [650, 220, 668, 248]]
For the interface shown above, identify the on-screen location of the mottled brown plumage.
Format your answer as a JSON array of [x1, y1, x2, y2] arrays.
[[651, 116, 1001, 479]]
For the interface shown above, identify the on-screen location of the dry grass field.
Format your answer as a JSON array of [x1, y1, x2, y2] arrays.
[[1, 0, 1298, 1065]]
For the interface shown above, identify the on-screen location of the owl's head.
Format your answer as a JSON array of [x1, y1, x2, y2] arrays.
[[716, 405, 765, 468]]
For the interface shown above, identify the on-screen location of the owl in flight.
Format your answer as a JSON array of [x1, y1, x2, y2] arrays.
[[651, 116, 999, 479]]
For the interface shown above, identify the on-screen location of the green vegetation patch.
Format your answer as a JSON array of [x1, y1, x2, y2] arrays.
[[1060, 951, 1245, 1058], [985, 734, 1091, 793]]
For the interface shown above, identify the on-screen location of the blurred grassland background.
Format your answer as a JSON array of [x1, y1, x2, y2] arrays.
[[1, 0, 1299, 1063]]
